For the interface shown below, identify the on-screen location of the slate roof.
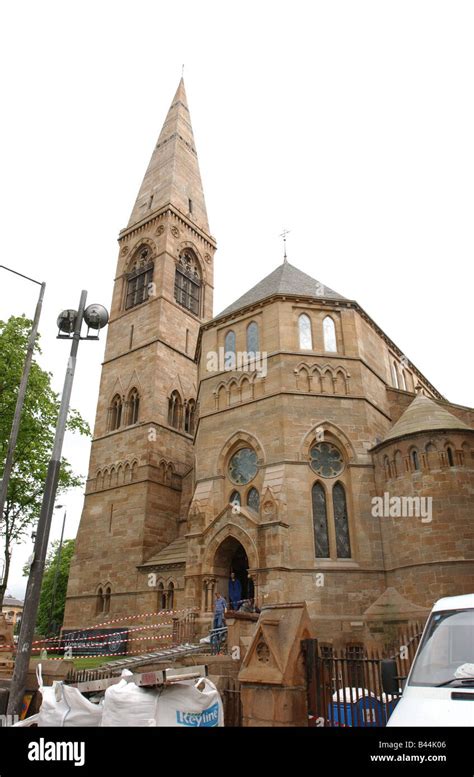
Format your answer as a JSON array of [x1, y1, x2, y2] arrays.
[[217, 261, 346, 317], [139, 537, 187, 568], [380, 394, 472, 444], [2, 595, 23, 608]]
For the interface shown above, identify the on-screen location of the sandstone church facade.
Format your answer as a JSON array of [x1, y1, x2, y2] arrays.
[[63, 79, 474, 649]]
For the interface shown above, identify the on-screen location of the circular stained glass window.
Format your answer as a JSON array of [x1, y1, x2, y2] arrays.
[[228, 447, 258, 485], [310, 442, 344, 478]]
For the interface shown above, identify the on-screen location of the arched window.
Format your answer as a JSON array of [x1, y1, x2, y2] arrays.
[[323, 316, 337, 352], [447, 446, 454, 467], [411, 449, 420, 471], [246, 322, 259, 356], [95, 587, 104, 615], [167, 582, 175, 610], [127, 388, 140, 425], [400, 370, 407, 391], [298, 314, 313, 350], [247, 487, 260, 512], [109, 394, 123, 431], [229, 490, 241, 507], [333, 482, 351, 559], [174, 250, 201, 315], [168, 390, 183, 429], [184, 399, 196, 435], [391, 362, 399, 389], [125, 246, 154, 310], [224, 330, 236, 370], [383, 456, 391, 479], [394, 450, 403, 476], [104, 586, 111, 614], [312, 482, 329, 558], [157, 582, 166, 610]]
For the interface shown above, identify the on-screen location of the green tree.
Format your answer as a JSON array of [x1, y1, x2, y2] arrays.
[[0, 315, 90, 609], [34, 538, 76, 636]]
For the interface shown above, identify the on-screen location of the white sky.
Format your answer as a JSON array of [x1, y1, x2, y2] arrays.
[[1, 0, 473, 599]]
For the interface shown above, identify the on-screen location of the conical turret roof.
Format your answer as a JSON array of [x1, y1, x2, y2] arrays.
[[381, 394, 471, 444]]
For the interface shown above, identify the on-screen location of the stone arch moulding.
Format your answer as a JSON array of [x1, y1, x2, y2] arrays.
[[201, 523, 259, 572], [109, 375, 125, 399], [126, 236, 157, 267], [124, 369, 143, 393], [299, 421, 357, 463], [217, 429, 266, 473], [176, 240, 209, 284]]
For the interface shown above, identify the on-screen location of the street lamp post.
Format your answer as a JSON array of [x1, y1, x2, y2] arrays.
[[7, 291, 108, 717], [47, 506, 67, 637], [0, 266, 45, 592]]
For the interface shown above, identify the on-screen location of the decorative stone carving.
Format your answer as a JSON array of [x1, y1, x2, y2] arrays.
[[120, 246, 129, 256], [256, 640, 270, 663], [204, 253, 211, 264], [155, 224, 165, 236], [170, 226, 180, 238]]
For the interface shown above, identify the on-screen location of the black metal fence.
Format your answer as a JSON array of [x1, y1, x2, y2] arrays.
[[303, 624, 423, 727]]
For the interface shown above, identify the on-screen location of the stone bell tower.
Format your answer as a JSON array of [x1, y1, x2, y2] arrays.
[[63, 78, 216, 629]]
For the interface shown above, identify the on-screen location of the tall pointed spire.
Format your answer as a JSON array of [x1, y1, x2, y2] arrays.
[[127, 78, 210, 232]]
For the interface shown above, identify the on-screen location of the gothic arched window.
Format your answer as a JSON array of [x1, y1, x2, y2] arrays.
[[174, 250, 201, 315], [125, 246, 154, 310], [411, 449, 420, 471], [447, 446, 454, 467], [230, 490, 241, 508], [184, 399, 196, 435], [109, 394, 123, 431], [104, 586, 111, 614], [127, 388, 140, 425], [246, 322, 259, 356], [298, 314, 313, 350], [247, 487, 260, 512], [391, 362, 399, 389], [158, 583, 166, 610], [333, 482, 351, 558], [95, 587, 104, 615], [394, 450, 403, 476], [312, 482, 329, 558], [224, 330, 236, 370], [168, 390, 183, 429], [400, 370, 407, 391], [167, 582, 175, 610], [323, 316, 337, 352]]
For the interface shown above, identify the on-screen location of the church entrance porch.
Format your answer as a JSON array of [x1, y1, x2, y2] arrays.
[[213, 536, 249, 611]]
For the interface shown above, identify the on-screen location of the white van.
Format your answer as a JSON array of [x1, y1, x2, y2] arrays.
[[383, 594, 474, 726]]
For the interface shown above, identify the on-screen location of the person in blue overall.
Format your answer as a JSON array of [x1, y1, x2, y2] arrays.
[[228, 572, 242, 611]]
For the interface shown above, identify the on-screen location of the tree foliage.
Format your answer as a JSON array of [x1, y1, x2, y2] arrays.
[[34, 538, 76, 636], [0, 316, 90, 608]]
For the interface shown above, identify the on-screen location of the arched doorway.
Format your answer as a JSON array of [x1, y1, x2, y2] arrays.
[[213, 536, 250, 608]]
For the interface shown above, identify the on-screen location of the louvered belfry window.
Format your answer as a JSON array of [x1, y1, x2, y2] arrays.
[[174, 251, 201, 315], [125, 247, 154, 310]]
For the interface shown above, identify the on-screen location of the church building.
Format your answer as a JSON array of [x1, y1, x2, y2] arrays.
[[63, 78, 474, 650]]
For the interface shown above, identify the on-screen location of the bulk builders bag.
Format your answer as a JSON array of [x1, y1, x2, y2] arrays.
[[155, 677, 223, 727]]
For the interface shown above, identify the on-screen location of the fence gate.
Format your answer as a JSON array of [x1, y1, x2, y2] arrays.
[[222, 677, 242, 727], [302, 625, 422, 728]]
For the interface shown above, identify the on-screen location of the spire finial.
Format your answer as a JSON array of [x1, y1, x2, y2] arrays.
[[280, 229, 290, 263], [181, 63, 185, 78]]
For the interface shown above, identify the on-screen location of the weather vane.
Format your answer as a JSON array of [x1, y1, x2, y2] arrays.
[[280, 229, 290, 263]]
